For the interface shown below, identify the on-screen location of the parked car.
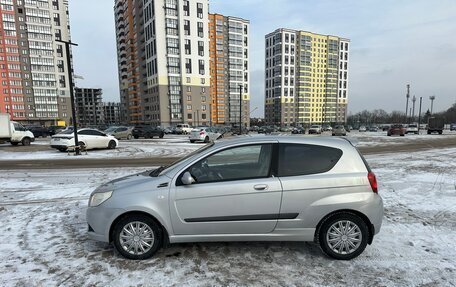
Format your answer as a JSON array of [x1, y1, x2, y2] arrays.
[[387, 124, 405, 136], [0, 114, 35, 146], [332, 125, 347, 136], [48, 125, 66, 136], [87, 136, 383, 260], [132, 126, 164, 139], [450, 123, 456, 131], [25, 125, 49, 138], [50, 128, 118, 152], [368, 126, 378, 132], [359, 126, 367, 132], [176, 124, 193, 135], [322, 124, 333, 132], [189, 127, 221, 143], [105, 126, 134, 140], [291, 127, 305, 134], [258, 126, 274, 134], [308, 125, 322, 134], [405, 123, 419, 135]]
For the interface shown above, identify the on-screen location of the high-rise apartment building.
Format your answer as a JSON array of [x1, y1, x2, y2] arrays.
[[115, 0, 211, 127], [209, 14, 249, 127], [265, 28, 350, 126], [74, 88, 103, 127], [103, 102, 121, 125], [0, 0, 72, 125]]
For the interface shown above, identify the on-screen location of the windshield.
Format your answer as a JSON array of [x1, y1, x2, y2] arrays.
[[105, 127, 118, 132], [153, 142, 214, 176]]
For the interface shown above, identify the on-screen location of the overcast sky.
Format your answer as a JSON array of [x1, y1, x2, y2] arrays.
[[69, 0, 456, 117]]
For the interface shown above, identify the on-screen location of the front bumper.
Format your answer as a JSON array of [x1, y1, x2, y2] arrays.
[[86, 206, 125, 243]]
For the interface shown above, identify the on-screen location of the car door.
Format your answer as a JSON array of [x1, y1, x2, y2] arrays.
[[170, 142, 282, 235], [275, 143, 348, 229]]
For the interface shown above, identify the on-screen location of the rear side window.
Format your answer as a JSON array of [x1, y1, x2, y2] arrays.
[[278, 143, 343, 177]]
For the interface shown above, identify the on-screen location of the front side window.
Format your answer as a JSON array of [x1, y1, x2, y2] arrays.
[[278, 144, 342, 177], [186, 144, 273, 184]]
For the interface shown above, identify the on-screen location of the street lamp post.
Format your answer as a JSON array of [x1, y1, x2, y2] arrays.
[[405, 84, 410, 122], [239, 84, 242, 135], [418, 97, 422, 133], [56, 39, 80, 155], [412, 95, 416, 122], [429, 95, 436, 115]]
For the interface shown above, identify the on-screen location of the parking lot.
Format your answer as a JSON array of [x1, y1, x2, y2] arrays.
[[1, 132, 456, 286]]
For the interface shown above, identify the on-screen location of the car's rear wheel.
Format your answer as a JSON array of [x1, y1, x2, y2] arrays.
[[108, 140, 117, 149], [159, 132, 164, 138], [318, 212, 369, 260], [127, 134, 132, 140], [22, 137, 31, 146], [134, 135, 139, 139], [204, 136, 209, 143], [190, 140, 195, 143], [113, 214, 162, 260]]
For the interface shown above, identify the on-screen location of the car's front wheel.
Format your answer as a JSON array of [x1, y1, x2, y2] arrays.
[[22, 137, 31, 146], [113, 214, 162, 260], [318, 212, 369, 260]]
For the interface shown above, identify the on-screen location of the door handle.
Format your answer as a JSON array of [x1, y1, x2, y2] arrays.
[[254, 184, 268, 190]]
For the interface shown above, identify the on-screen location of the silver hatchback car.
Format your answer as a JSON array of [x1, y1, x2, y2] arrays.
[[87, 136, 383, 260]]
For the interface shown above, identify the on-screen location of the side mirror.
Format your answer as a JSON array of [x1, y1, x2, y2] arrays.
[[181, 171, 195, 185]]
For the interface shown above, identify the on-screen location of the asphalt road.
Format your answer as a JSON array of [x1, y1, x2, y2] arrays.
[[0, 136, 455, 170]]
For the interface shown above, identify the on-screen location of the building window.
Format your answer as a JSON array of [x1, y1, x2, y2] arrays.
[[185, 39, 191, 55], [197, 2, 203, 19], [187, 105, 192, 110], [197, 22, 204, 38], [198, 41, 204, 56], [185, 58, 192, 73]]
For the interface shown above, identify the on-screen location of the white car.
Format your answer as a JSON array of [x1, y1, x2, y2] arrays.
[[406, 123, 419, 134], [189, 127, 221, 143], [308, 125, 322, 134], [50, 128, 119, 152], [176, 124, 193, 134]]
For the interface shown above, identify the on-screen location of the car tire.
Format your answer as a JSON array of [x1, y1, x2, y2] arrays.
[[113, 214, 163, 260], [11, 142, 19, 146], [159, 133, 164, 139], [22, 137, 31, 146], [190, 140, 195, 143], [400, 134, 405, 136], [134, 135, 139, 139], [318, 212, 369, 260], [108, 140, 117, 149], [204, 136, 209, 143], [58, 148, 67, 152], [387, 133, 391, 136], [127, 134, 132, 140]]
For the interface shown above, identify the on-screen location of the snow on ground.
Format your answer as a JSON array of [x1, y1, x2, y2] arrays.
[[0, 136, 202, 160], [1, 146, 456, 286], [347, 130, 456, 147]]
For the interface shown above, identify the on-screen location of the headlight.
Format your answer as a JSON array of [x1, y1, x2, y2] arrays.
[[89, 191, 113, 207]]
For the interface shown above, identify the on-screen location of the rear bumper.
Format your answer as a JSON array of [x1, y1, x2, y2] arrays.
[[51, 144, 68, 150]]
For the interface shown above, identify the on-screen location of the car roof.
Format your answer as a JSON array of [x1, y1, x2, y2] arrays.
[[214, 135, 353, 150]]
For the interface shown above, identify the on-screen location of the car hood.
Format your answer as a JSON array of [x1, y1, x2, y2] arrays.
[[92, 170, 172, 195]]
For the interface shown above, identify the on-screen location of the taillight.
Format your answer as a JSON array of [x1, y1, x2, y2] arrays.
[[368, 171, 378, 193], [199, 131, 205, 135]]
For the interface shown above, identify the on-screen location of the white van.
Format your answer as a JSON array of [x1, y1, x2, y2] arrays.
[[176, 124, 192, 134], [0, 114, 35, 146]]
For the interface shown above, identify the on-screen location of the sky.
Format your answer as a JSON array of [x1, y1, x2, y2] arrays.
[[69, 0, 456, 118]]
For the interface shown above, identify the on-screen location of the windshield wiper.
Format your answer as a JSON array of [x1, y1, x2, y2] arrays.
[[149, 165, 167, 177]]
